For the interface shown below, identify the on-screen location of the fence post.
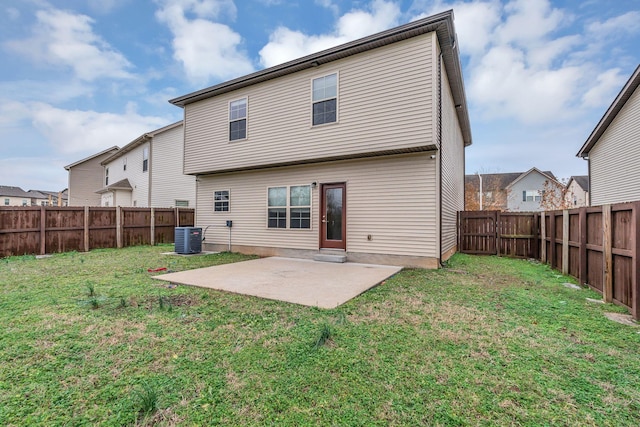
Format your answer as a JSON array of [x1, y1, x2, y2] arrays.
[[549, 212, 556, 268], [175, 207, 180, 227], [532, 212, 539, 259], [578, 207, 587, 286], [540, 211, 547, 264], [562, 209, 569, 275], [84, 206, 90, 252], [39, 205, 46, 255], [602, 204, 612, 303], [495, 211, 501, 256], [632, 202, 640, 319], [116, 206, 123, 249], [150, 208, 155, 246]]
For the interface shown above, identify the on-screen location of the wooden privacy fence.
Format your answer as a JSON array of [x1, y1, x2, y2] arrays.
[[0, 206, 195, 258], [458, 202, 640, 319]]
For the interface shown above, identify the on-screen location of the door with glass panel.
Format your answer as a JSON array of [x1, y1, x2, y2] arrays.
[[320, 183, 346, 249]]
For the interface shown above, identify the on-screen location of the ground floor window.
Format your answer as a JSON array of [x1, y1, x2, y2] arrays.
[[523, 190, 541, 202], [175, 200, 189, 207], [267, 185, 311, 229], [214, 190, 229, 212]]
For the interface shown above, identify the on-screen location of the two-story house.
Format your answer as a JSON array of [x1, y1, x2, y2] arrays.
[[96, 121, 196, 208], [65, 146, 119, 206], [577, 64, 640, 206], [169, 11, 471, 268], [465, 168, 564, 211]]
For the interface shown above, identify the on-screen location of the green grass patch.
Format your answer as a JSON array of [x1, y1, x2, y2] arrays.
[[1, 246, 639, 426]]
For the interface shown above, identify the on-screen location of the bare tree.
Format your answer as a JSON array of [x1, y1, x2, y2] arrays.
[[540, 179, 570, 210]]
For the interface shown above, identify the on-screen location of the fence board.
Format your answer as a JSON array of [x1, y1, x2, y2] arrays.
[[0, 206, 194, 258]]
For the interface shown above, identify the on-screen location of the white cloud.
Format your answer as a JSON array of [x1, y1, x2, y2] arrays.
[[587, 11, 640, 36], [581, 68, 626, 108], [259, 0, 401, 68], [5, 8, 133, 81], [156, 0, 254, 84], [315, 0, 340, 16], [28, 102, 168, 155]]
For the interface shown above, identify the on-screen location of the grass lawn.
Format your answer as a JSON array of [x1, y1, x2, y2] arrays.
[[1, 246, 639, 426]]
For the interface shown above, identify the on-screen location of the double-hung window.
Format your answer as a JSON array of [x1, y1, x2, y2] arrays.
[[267, 185, 311, 229], [105, 167, 109, 185], [312, 73, 337, 125], [267, 187, 287, 228], [214, 190, 230, 212], [229, 98, 247, 141], [523, 190, 541, 202]]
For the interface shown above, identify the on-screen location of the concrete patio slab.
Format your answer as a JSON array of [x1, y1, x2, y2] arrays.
[[153, 257, 402, 309]]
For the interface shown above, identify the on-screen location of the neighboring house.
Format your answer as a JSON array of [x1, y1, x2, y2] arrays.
[[169, 11, 472, 268], [565, 176, 589, 208], [27, 190, 67, 206], [465, 168, 564, 211], [0, 186, 32, 206], [97, 121, 195, 208], [65, 146, 120, 206], [577, 64, 640, 206]]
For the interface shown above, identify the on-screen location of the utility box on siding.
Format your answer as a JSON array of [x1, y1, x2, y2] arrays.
[[174, 227, 202, 254]]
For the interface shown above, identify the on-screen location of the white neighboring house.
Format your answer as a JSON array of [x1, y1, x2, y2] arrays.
[[565, 176, 589, 208], [577, 64, 640, 205], [0, 186, 32, 206], [97, 121, 195, 208]]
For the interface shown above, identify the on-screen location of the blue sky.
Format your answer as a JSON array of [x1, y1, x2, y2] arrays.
[[1, 0, 639, 191]]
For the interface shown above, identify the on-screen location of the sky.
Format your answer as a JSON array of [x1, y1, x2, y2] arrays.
[[1, 0, 639, 191]]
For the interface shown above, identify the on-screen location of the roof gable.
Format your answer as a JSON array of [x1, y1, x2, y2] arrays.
[[102, 121, 183, 164], [64, 146, 119, 170], [506, 167, 559, 189], [568, 175, 589, 191], [577, 64, 640, 157]]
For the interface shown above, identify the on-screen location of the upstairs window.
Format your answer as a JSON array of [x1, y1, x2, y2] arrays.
[[229, 98, 247, 141], [4, 198, 9, 205], [123, 157, 127, 171], [22, 199, 28, 206], [523, 190, 541, 202], [105, 167, 109, 185], [142, 147, 149, 172], [214, 190, 229, 212], [312, 73, 337, 126]]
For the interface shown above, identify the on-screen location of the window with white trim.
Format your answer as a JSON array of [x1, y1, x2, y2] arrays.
[[22, 200, 28, 206], [267, 185, 311, 229], [312, 73, 337, 125], [142, 147, 149, 172], [522, 190, 541, 202], [105, 167, 109, 185], [175, 200, 189, 207], [4, 198, 9, 206], [214, 190, 229, 212], [229, 98, 247, 141], [123, 157, 127, 171]]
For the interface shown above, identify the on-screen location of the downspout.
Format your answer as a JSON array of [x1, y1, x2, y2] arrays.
[[587, 156, 591, 207], [438, 51, 443, 264], [146, 135, 152, 207], [477, 172, 483, 210]]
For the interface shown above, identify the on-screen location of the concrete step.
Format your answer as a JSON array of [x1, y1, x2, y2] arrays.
[[313, 251, 347, 263]]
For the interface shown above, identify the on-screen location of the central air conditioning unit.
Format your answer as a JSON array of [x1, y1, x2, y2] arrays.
[[174, 227, 202, 254]]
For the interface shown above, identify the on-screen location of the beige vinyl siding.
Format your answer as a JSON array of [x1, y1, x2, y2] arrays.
[[67, 151, 116, 206], [2, 196, 29, 206], [184, 33, 435, 175], [150, 124, 196, 207], [197, 153, 437, 257], [590, 86, 640, 205], [439, 53, 465, 257]]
